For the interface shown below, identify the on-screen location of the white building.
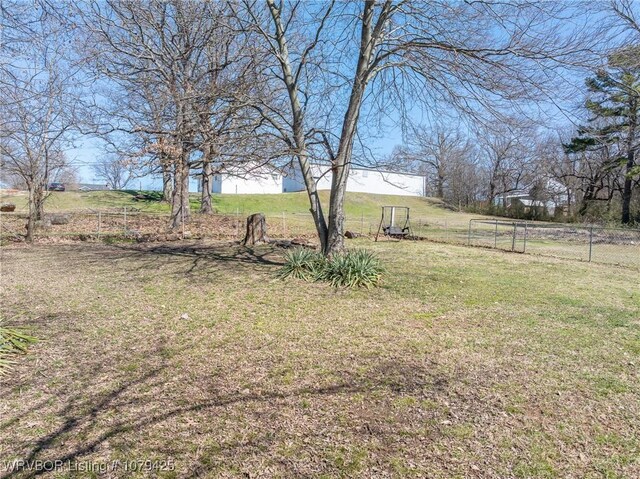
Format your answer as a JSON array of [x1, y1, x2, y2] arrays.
[[138, 161, 425, 196], [283, 163, 425, 197], [211, 163, 283, 195]]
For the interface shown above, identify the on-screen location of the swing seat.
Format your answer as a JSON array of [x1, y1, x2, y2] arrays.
[[375, 206, 412, 242], [384, 226, 409, 237]]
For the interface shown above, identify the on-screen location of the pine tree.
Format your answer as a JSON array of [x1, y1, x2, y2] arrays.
[[565, 47, 640, 224]]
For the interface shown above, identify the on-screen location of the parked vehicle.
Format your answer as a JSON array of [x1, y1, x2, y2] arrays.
[[48, 183, 65, 191]]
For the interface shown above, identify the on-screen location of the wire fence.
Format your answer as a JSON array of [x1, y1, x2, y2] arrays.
[[1, 209, 638, 268], [0, 209, 266, 241], [465, 219, 640, 268]]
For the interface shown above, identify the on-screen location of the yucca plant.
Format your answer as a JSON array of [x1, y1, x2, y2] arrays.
[[0, 319, 38, 376], [278, 248, 384, 288], [277, 247, 326, 281], [321, 249, 385, 288]]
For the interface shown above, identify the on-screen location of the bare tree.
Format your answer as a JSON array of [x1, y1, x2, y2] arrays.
[[0, 1, 80, 241], [394, 126, 472, 200], [445, 151, 485, 210], [92, 154, 135, 190], [81, 0, 260, 228], [474, 124, 535, 208], [610, 0, 640, 47], [56, 166, 80, 190], [237, 0, 601, 255]]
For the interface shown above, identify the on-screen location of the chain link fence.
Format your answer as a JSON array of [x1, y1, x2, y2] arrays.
[[2, 209, 638, 268], [466, 219, 640, 268], [273, 214, 640, 269]]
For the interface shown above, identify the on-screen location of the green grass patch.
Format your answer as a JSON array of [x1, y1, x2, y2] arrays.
[[1, 239, 638, 477]]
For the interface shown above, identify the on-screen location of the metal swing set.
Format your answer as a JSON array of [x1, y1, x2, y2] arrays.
[[374, 206, 412, 241]]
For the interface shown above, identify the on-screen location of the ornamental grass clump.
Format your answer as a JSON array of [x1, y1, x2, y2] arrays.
[[278, 248, 384, 288], [277, 247, 326, 281], [320, 249, 384, 288]]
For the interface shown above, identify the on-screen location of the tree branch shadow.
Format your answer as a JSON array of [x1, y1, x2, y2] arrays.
[[112, 242, 285, 279], [1, 357, 454, 479]]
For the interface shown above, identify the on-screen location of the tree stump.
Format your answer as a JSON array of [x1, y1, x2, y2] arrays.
[[242, 213, 269, 245], [48, 213, 70, 225]]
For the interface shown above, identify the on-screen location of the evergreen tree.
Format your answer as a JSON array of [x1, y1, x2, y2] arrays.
[[565, 47, 640, 224]]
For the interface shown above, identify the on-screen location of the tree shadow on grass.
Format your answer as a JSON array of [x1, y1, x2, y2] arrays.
[[30, 241, 285, 279], [110, 242, 285, 276], [1, 355, 457, 479]]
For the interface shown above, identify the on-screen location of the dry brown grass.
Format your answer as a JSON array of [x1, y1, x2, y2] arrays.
[[0, 239, 638, 478]]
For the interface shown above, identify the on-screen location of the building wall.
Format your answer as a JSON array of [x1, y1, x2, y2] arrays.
[[304, 165, 424, 197], [282, 165, 306, 193], [127, 173, 200, 193], [214, 173, 282, 195]]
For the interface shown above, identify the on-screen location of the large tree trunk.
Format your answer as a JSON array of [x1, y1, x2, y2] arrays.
[[326, 162, 349, 254], [267, 0, 329, 252], [200, 150, 213, 214], [24, 179, 48, 242], [242, 213, 269, 245], [488, 181, 496, 208], [25, 193, 36, 243], [170, 155, 190, 230], [297, 153, 328, 251], [621, 153, 635, 224], [579, 184, 595, 216], [622, 100, 636, 224], [33, 182, 45, 221], [325, 2, 376, 255], [436, 173, 445, 199], [162, 159, 173, 203]]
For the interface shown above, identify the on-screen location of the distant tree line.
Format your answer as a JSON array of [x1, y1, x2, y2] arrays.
[[393, 61, 640, 225], [392, 44, 640, 225]]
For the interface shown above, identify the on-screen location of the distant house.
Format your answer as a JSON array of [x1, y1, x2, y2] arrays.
[[498, 190, 548, 208], [283, 163, 425, 197], [496, 180, 569, 215]]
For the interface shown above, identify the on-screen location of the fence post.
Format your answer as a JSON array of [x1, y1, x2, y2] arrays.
[[494, 220, 498, 249], [511, 223, 517, 251], [97, 212, 101, 238], [523, 221, 528, 253], [588, 226, 593, 262], [282, 211, 287, 237]]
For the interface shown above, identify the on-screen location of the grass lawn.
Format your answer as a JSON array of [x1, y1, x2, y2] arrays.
[[0, 190, 482, 226], [1, 240, 639, 478]]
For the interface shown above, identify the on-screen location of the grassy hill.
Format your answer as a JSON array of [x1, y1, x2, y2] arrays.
[[1, 189, 481, 226]]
